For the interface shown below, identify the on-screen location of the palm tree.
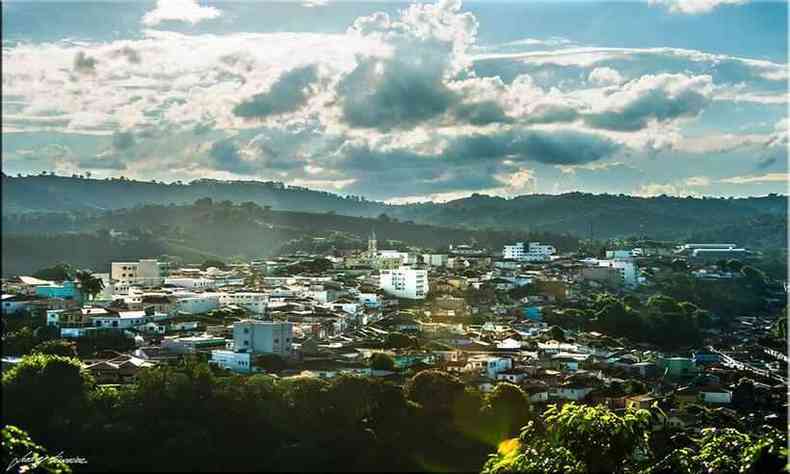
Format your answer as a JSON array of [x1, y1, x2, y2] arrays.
[[75, 270, 105, 301]]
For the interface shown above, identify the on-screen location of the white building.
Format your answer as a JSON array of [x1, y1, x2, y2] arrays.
[[165, 277, 216, 290], [111, 259, 167, 287], [174, 294, 220, 315], [232, 320, 293, 356], [380, 267, 428, 299], [422, 254, 449, 267], [210, 350, 253, 373], [597, 259, 639, 288], [503, 242, 556, 262], [214, 292, 268, 314]]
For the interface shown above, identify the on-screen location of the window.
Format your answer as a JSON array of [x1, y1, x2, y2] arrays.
[[243, 328, 249, 334]]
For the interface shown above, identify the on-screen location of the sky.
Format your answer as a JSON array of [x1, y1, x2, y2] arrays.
[[2, 0, 788, 202]]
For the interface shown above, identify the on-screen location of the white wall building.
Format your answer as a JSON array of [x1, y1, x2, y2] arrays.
[[111, 259, 166, 287], [503, 242, 556, 262], [422, 254, 449, 267], [210, 350, 253, 373], [597, 259, 639, 287], [380, 267, 428, 299], [165, 277, 216, 290], [174, 294, 220, 315], [232, 320, 293, 356], [213, 292, 268, 314]]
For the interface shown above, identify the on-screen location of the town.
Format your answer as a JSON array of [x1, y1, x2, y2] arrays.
[[2, 232, 787, 472]]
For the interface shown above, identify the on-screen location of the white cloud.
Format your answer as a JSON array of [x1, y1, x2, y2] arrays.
[[719, 173, 789, 184], [142, 0, 222, 27], [648, 0, 749, 15], [588, 67, 623, 86]]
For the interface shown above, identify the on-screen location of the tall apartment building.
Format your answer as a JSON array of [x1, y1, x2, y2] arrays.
[[380, 267, 428, 299], [503, 242, 556, 262], [111, 259, 168, 287], [232, 320, 293, 356]]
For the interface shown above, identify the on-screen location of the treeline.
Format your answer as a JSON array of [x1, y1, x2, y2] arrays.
[[3, 174, 787, 244], [3, 355, 786, 473], [2, 200, 580, 275]]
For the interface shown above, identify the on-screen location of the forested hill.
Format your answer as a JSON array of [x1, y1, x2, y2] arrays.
[[1, 201, 579, 276], [2, 174, 787, 243]]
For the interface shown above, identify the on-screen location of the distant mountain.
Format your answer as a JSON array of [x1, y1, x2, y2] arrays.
[[2, 174, 787, 245]]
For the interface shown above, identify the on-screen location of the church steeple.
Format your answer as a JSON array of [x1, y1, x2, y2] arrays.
[[368, 228, 377, 257]]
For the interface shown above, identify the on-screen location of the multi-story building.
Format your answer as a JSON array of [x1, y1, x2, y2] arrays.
[[422, 254, 449, 267], [111, 259, 168, 287], [380, 267, 428, 299], [232, 320, 293, 356], [503, 242, 556, 262]]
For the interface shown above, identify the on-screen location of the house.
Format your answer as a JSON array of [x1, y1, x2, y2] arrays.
[[552, 382, 594, 401], [625, 393, 660, 410], [496, 369, 528, 384], [1, 294, 35, 314], [85, 355, 154, 384]]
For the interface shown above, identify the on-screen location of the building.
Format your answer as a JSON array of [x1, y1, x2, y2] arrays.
[[214, 292, 267, 314], [35, 281, 81, 301], [161, 335, 227, 353], [210, 350, 253, 373], [503, 242, 556, 262], [1, 294, 35, 314], [232, 320, 293, 356], [605, 250, 636, 260], [422, 254, 449, 267], [380, 267, 428, 299], [368, 229, 377, 259], [111, 259, 167, 287], [581, 259, 639, 288], [164, 277, 216, 290], [691, 248, 751, 262]]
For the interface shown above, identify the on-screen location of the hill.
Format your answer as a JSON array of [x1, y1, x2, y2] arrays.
[[1, 200, 578, 276], [2, 174, 787, 246]]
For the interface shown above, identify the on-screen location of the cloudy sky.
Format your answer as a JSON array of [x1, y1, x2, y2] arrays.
[[2, 0, 787, 202]]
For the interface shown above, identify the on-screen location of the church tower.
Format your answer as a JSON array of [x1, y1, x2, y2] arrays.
[[368, 228, 377, 258]]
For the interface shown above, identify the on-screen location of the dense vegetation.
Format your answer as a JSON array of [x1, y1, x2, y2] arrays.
[[2, 355, 785, 473], [2, 200, 579, 276], [3, 175, 786, 245]]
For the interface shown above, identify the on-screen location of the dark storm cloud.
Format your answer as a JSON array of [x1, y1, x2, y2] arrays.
[[73, 51, 98, 74], [233, 64, 320, 119], [209, 139, 256, 174]]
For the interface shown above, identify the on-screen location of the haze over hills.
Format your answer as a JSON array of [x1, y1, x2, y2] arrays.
[[3, 174, 787, 242]]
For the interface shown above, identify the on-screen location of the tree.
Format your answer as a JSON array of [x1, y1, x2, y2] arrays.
[[2, 354, 94, 440], [32, 339, 77, 357], [33, 263, 73, 282], [484, 383, 531, 442], [482, 403, 652, 474], [2, 425, 72, 474], [75, 270, 104, 301], [200, 259, 227, 271], [254, 354, 286, 373], [405, 370, 466, 417], [370, 352, 396, 371]]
